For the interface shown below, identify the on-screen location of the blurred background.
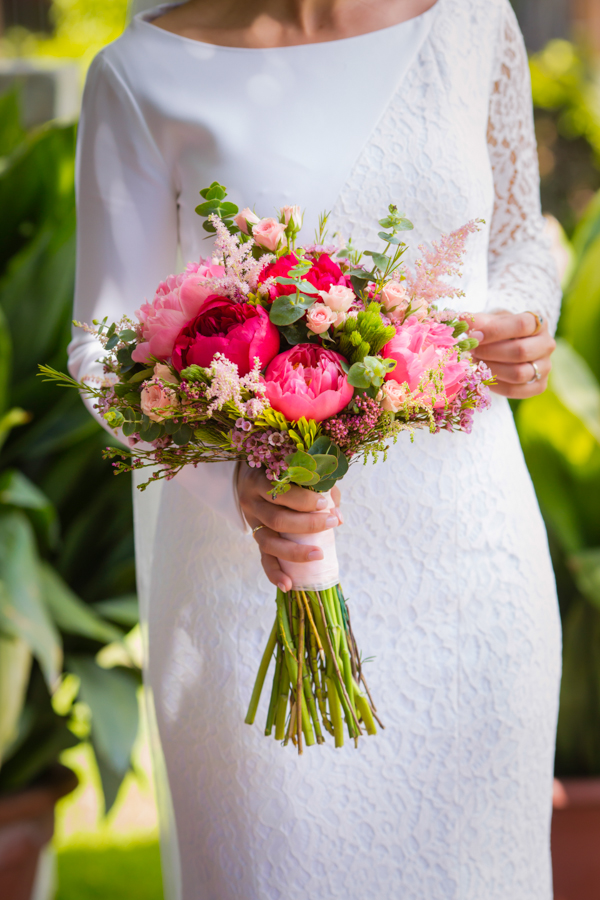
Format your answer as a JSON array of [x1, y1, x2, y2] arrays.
[[0, 1, 599, 899]]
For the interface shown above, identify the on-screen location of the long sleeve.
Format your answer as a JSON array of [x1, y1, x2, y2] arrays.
[[486, 2, 562, 335], [69, 52, 246, 531]]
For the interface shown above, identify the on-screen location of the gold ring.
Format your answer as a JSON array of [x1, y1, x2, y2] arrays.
[[252, 524, 265, 536], [525, 311, 544, 335], [527, 361, 541, 384]]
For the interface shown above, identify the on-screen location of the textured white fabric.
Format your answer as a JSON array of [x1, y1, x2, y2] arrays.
[[71, 1, 562, 898]]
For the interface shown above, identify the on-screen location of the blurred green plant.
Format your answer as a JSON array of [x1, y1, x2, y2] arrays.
[[531, 40, 600, 235], [516, 193, 600, 776], [0, 87, 139, 811], [1, 0, 130, 72]]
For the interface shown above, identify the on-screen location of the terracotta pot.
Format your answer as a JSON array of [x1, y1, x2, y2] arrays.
[[0, 764, 78, 900], [552, 777, 600, 900]]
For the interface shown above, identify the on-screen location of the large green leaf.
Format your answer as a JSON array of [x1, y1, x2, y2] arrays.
[[0, 468, 58, 548], [0, 510, 61, 688], [550, 340, 600, 445], [0, 305, 10, 416], [0, 635, 31, 766], [66, 656, 139, 811], [94, 595, 139, 629], [0, 88, 26, 158], [569, 548, 600, 609], [40, 564, 123, 645], [562, 232, 600, 382]]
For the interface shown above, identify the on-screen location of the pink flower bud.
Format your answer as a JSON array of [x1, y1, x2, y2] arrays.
[[234, 207, 260, 235]]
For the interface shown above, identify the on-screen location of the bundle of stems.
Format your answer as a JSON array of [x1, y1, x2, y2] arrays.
[[245, 585, 383, 753]]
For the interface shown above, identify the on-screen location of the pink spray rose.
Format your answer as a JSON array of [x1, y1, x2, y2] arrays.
[[319, 284, 355, 313], [132, 260, 226, 363], [380, 281, 409, 314], [171, 296, 280, 377], [264, 345, 354, 422], [380, 381, 408, 412], [383, 316, 470, 405], [280, 205, 303, 229], [253, 218, 287, 251], [140, 380, 179, 422], [306, 303, 338, 335], [234, 207, 260, 235]]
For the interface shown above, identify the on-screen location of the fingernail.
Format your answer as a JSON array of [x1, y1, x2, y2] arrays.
[[277, 582, 287, 593], [308, 549, 323, 561], [336, 509, 344, 525], [469, 330, 484, 342], [316, 497, 328, 510], [326, 515, 339, 527]]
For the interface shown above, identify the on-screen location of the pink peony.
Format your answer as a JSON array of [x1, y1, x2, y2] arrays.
[[306, 303, 337, 334], [264, 345, 353, 422], [253, 218, 287, 251], [140, 380, 179, 422], [383, 316, 467, 403], [258, 253, 352, 300], [132, 260, 226, 363], [171, 296, 280, 377], [234, 207, 260, 235]]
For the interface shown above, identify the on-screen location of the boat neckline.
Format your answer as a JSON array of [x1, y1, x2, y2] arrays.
[[134, 0, 441, 53]]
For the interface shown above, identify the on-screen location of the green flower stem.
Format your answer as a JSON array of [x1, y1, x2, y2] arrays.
[[245, 618, 278, 725], [326, 675, 344, 748], [302, 654, 324, 744], [274, 663, 290, 741], [277, 592, 315, 748], [353, 683, 377, 736], [316, 589, 361, 737], [296, 601, 305, 753], [264, 641, 283, 736]]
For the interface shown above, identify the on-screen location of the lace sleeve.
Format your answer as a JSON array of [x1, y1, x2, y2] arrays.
[[486, 1, 561, 334]]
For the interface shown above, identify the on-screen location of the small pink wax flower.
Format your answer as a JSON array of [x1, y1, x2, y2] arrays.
[[319, 284, 355, 313], [306, 303, 337, 334], [234, 207, 260, 235], [132, 260, 226, 364], [264, 344, 353, 423], [253, 218, 287, 251], [140, 380, 179, 422]]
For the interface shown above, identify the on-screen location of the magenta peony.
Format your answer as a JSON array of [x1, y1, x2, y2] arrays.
[[132, 260, 225, 363], [264, 344, 353, 423], [259, 252, 352, 300], [383, 316, 470, 405], [171, 297, 280, 376]]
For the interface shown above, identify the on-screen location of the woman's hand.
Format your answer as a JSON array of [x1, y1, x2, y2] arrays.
[[237, 463, 342, 593], [468, 310, 556, 399]]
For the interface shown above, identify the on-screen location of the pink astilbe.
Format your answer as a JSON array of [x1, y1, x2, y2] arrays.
[[205, 353, 268, 417], [405, 220, 483, 309], [209, 215, 274, 299]]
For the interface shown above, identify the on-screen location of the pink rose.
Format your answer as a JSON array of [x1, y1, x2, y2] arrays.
[[306, 303, 337, 335], [410, 295, 429, 321], [264, 345, 353, 423], [280, 205, 303, 229], [140, 380, 179, 422], [234, 207, 260, 235], [132, 260, 226, 364], [319, 284, 355, 313], [153, 363, 178, 384], [172, 296, 280, 377], [380, 281, 408, 313], [253, 218, 287, 251], [380, 381, 408, 412]]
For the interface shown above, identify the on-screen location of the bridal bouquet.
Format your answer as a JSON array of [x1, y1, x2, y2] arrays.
[[41, 182, 493, 753]]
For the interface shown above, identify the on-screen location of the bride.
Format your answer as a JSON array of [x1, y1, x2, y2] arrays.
[[69, 1, 561, 898]]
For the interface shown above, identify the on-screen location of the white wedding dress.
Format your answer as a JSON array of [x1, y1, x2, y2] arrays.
[[68, 1, 562, 898]]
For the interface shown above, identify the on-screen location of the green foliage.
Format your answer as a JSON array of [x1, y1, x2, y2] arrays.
[[195, 181, 240, 234], [516, 190, 600, 776], [0, 92, 138, 808], [56, 840, 164, 900], [336, 303, 396, 364]]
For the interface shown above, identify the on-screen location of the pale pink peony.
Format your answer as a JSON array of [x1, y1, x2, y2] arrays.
[[140, 380, 179, 422], [280, 205, 303, 229], [234, 207, 260, 235], [253, 217, 287, 251], [264, 345, 353, 422], [383, 316, 466, 402], [380, 281, 409, 313], [380, 381, 408, 412], [319, 284, 355, 313], [132, 261, 225, 363], [306, 303, 337, 335]]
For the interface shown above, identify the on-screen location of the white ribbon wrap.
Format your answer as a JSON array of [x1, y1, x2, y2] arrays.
[[279, 492, 340, 591]]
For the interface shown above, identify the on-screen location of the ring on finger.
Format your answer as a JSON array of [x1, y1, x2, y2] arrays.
[[527, 361, 542, 384], [525, 311, 544, 335], [252, 524, 265, 535]]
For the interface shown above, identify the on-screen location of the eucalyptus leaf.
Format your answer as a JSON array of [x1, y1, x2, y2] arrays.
[[312, 454, 339, 477], [105, 335, 119, 351], [364, 251, 390, 270], [307, 436, 334, 456], [270, 295, 309, 327], [287, 466, 316, 485], [172, 424, 193, 445], [280, 321, 310, 346], [287, 449, 317, 471], [122, 421, 139, 438], [139, 422, 161, 442], [377, 232, 404, 245]]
